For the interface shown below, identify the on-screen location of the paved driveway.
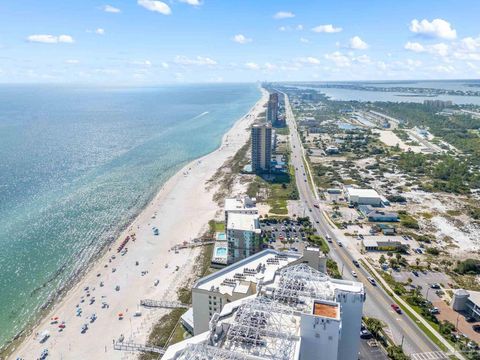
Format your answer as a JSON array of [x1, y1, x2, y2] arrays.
[[433, 299, 480, 344]]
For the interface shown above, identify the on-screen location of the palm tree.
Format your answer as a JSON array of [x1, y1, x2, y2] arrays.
[[365, 317, 384, 339]]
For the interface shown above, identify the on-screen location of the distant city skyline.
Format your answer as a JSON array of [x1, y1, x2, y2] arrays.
[[1, 0, 479, 83]]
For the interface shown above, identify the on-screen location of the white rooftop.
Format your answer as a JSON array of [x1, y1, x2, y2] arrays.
[[362, 236, 408, 248], [166, 264, 365, 360], [195, 249, 301, 296], [225, 196, 257, 212], [345, 187, 380, 198], [227, 212, 260, 232], [465, 289, 480, 306]]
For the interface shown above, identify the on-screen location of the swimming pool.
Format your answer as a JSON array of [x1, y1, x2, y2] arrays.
[[216, 232, 226, 241], [215, 247, 227, 256]]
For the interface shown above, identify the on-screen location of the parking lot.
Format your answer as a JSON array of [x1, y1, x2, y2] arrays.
[[260, 219, 311, 252], [359, 338, 388, 360], [392, 271, 451, 302]]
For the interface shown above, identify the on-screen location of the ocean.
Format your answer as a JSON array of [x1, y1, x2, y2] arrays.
[[0, 83, 260, 348]]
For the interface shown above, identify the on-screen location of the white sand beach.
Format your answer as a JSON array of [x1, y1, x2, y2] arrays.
[[10, 89, 268, 360]]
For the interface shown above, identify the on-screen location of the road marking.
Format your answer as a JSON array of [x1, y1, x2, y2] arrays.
[[411, 351, 448, 360]]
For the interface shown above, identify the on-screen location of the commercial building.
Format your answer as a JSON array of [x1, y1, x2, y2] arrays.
[[226, 212, 261, 263], [362, 237, 408, 252], [164, 259, 365, 360], [358, 205, 399, 222], [267, 92, 279, 124], [252, 123, 272, 173], [451, 289, 480, 321], [344, 187, 382, 206]]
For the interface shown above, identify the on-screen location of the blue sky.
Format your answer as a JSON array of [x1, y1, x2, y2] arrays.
[[1, 0, 479, 84]]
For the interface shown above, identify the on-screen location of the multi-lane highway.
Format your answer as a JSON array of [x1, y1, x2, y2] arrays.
[[281, 91, 442, 356]]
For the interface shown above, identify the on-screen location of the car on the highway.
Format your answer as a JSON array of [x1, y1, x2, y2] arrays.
[[351, 271, 357, 277], [337, 241, 343, 247], [367, 277, 376, 286], [326, 235, 332, 243], [391, 304, 402, 314], [352, 260, 360, 267]]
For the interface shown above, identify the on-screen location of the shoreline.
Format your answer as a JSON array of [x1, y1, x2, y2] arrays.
[[7, 87, 268, 360]]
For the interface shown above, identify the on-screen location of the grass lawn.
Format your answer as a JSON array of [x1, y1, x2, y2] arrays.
[[139, 308, 187, 360]]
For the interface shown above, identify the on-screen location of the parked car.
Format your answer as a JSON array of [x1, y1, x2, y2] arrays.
[[429, 307, 440, 314], [472, 324, 480, 333], [412, 270, 419, 277], [430, 283, 440, 289]]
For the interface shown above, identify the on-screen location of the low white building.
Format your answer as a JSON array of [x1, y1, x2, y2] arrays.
[[344, 187, 382, 206], [164, 261, 364, 360], [226, 212, 261, 263], [224, 196, 258, 225]]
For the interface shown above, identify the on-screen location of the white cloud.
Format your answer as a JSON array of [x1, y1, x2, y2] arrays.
[[264, 62, 276, 71], [459, 36, 480, 52], [433, 64, 456, 73], [137, 0, 171, 15], [95, 28, 105, 35], [245, 62, 260, 70], [273, 11, 295, 20], [404, 41, 425, 52], [161, 62, 169, 69], [103, 4, 121, 13], [132, 60, 152, 66], [298, 56, 321, 65], [405, 41, 449, 57], [278, 26, 287, 32], [296, 24, 304, 31], [300, 37, 309, 43], [349, 36, 368, 50], [409, 18, 457, 40], [429, 43, 449, 57], [174, 55, 217, 66], [232, 34, 252, 44], [311, 24, 342, 33], [355, 54, 371, 64], [324, 51, 351, 67], [65, 59, 79, 64], [27, 34, 74, 44], [178, 0, 201, 5]]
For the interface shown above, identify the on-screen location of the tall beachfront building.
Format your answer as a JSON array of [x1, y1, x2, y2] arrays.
[[251, 123, 272, 173], [164, 249, 363, 360], [267, 92, 279, 123], [226, 212, 261, 263]]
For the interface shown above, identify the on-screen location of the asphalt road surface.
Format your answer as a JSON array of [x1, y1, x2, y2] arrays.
[[281, 91, 441, 356]]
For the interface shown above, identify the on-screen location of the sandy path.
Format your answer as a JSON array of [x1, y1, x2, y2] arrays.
[[10, 88, 268, 360]]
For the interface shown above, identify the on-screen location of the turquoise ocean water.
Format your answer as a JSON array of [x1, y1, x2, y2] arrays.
[[0, 83, 260, 348]]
